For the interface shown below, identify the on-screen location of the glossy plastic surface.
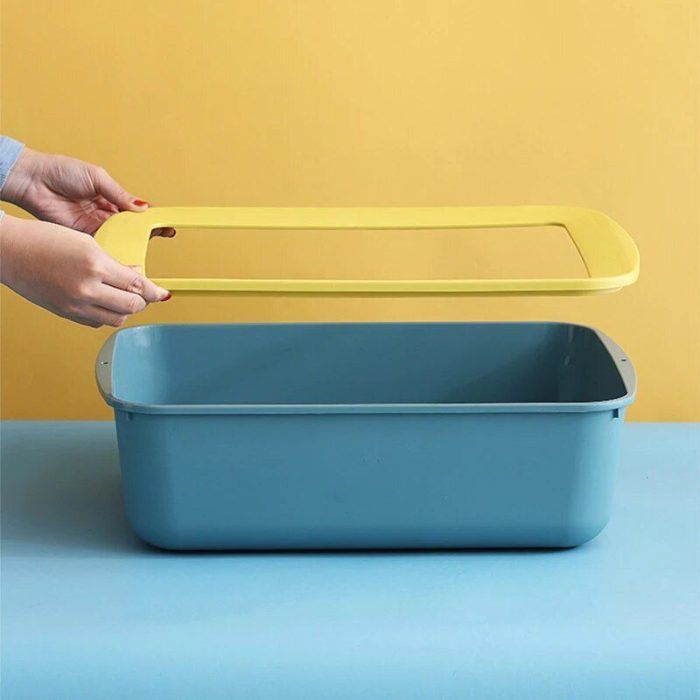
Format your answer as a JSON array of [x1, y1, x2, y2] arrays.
[[96, 322, 635, 550], [93, 206, 639, 295]]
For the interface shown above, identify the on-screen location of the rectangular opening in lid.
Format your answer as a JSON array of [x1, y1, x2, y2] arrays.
[[146, 225, 588, 282]]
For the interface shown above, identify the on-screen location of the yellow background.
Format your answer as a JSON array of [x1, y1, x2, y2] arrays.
[[1, 0, 698, 421]]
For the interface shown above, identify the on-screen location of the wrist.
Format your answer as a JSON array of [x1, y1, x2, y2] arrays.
[[1, 148, 46, 208]]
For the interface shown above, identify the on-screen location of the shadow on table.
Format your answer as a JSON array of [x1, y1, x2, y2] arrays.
[[1, 431, 576, 561]]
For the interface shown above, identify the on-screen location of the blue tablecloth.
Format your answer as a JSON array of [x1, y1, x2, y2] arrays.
[[1, 421, 698, 699]]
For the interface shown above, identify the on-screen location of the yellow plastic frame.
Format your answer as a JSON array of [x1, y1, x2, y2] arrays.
[[93, 206, 639, 295]]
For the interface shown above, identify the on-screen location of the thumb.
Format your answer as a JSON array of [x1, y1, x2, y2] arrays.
[[92, 166, 148, 212]]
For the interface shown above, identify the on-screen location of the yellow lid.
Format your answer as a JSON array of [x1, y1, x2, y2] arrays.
[[94, 206, 639, 296]]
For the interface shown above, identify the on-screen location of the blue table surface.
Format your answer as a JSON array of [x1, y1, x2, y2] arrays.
[[1, 421, 698, 699]]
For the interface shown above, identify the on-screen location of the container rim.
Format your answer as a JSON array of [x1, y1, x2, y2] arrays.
[[95, 321, 636, 416]]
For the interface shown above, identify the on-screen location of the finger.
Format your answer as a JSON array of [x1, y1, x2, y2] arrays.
[[82, 207, 120, 235], [60, 309, 102, 328], [91, 166, 145, 212], [93, 284, 148, 315], [103, 259, 171, 302], [84, 200, 123, 236], [94, 195, 119, 214], [68, 309, 122, 329], [92, 208, 114, 224], [85, 305, 128, 328], [151, 227, 176, 238], [76, 317, 103, 328]]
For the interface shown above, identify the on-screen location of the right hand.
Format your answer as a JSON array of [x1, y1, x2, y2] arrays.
[[0, 215, 171, 328], [1, 148, 175, 238]]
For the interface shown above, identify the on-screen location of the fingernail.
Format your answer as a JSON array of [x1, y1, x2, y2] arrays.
[[133, 199, 149, 207], [162, 292, 172, 301]]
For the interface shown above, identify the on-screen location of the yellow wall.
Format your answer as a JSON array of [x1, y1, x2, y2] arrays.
[[1, 0, 698, 421]]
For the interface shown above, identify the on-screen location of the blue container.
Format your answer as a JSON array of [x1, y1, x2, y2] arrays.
[[96, 322, 636, 550]]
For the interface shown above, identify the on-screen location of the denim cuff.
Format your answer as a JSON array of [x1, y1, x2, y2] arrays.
[[0, 135, 25, 196]]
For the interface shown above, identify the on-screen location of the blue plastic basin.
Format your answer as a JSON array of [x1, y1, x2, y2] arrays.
[[96, 322, 636, 550]]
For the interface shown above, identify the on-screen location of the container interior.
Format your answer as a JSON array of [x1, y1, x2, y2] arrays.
[[108, 323, 628, 407]]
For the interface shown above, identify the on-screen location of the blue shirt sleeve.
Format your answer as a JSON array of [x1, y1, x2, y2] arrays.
[[0, 135, 26, 220]]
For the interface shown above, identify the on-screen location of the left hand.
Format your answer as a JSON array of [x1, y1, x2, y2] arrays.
[[2, 148, 175, 237]]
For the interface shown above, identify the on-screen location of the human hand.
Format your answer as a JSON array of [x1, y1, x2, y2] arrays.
[[0, 215, 170, 327], [1, 148, 175, 237]]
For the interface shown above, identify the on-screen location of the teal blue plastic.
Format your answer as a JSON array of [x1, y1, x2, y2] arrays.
[[96, 322, 636, 550]]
